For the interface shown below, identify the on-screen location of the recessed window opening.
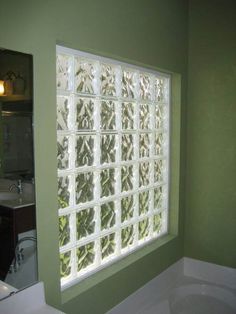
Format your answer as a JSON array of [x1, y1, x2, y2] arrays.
[[56, 45, 170, 289]]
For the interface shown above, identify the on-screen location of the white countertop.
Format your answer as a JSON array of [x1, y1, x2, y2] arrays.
[[0, 282, 65, 314], [0, 194, 35, 209], [0, 179, 35, 209]]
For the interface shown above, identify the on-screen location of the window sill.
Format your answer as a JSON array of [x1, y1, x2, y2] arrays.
[[61, 233, 177, 304]]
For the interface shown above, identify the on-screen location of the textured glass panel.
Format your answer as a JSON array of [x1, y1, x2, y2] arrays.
[[139, 133, 150, 158], [57, 136, 69, 170], [139, 218, 150, 240], [58, 176, 71, 209], [155, 105, 164, 129], [121, 134, 134, 161], [59, 215, 70, 247], [101, 63, 116, 96], [121, 165, 134, 192], [139, 162, 149, 187], [121, 225, 134, 248], [121, 195, 134, 222], [77, 208, 95, 240], [101, 134, 116, 164], [140, 74, 151, 100], [76, 135, 94, 167], [122, 69, 136, 98], [101, 233, 115, 259], [140, 104, 150, 129], [101, 168, 115, 197], [154, 186, 163, 209], [57, 47, 170, 284], [139, 191, 149, 215], [76, 172, 94, 204], [75, 58, 95, 94], [101, 202, 115, 230], [60, 251, 71, 279], [77, 242, 95, 272], [76, 97, 94, 130], [57, 96, 69, 130], [153, 212, 163, 233], [57, 54, 71, 90], [154, 159, 165, 183], [122, 102, 134, 129], [101, 100, 116, 130], [155, 133, 164, 156], [155, 78, 165, 102]]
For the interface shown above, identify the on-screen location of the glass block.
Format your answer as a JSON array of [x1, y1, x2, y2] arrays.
[[56, 54, 71, 91], [154, 159, 165, 183], [76, 135, 94, 167], [121, 134, 134, 161], [140, 74, 151, 100], [77, 208, 95, 240], [57, 136, 69, 170], [57, 48, 171, 281], [101, 63, 116, 96], [121, 195, 134, 222], [122, 69, 136, 99], [101, 134, 116, 164], [139, 162, 150, 187], [139, 218, 150, 240], [139, 133, 150, 158], [101, 202, 115, 230], [101, 168, 115, 197], [58, 176, 71, 209], [155, 105, 165, 129], [122, 102, 135, 129], [155, 133, 164, 156], [121, 165, 134, 192], [76, 97, 94, 130], [59, 215, 70, 247], [139, 104, 150, 129], [153, 212, 163, 234], [154, 186, 163, 209], [121, 225, 134, 248], [101, 233, 115, 259], [60, 251, 71, 279], [57, 96, 70, 130], [76, 172, 94, 204], [155, 78, 165, 102], [77, 242, 95, 272], [75, 58, 96, 94], [139, 191, 149, 215], [101, 100, 116, 130]]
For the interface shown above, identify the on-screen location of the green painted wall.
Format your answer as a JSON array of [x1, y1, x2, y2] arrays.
[[185, 0, 236, 267], [0, 1, 188, 313]]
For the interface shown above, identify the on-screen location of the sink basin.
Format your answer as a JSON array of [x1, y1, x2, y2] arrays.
[[0, 192, 19, 201], [0, 280, 17, 300]]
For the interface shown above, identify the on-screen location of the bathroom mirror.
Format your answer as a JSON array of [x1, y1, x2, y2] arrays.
[[0, 48, 37, 299]]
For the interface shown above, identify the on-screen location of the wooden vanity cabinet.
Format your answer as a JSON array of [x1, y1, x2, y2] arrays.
[[0, 204, 36, 280]]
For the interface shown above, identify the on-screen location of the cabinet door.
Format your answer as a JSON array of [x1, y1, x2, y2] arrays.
[[0, 208, 14, 280], [14, 205, 36, 234]]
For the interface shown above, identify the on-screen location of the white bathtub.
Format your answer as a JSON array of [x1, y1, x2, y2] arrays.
[[107, 258, 236, 314], [170, 283, 236, 314]]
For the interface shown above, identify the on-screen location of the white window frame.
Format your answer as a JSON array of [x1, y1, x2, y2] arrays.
[[56, 45, 170, 289]]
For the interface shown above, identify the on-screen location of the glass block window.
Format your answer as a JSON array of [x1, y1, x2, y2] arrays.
[[56, 45, 170, 288]]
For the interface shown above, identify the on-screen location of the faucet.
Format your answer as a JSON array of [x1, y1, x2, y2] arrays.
[[9, 179, 23, 194], [9, 236, 37, 273]]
